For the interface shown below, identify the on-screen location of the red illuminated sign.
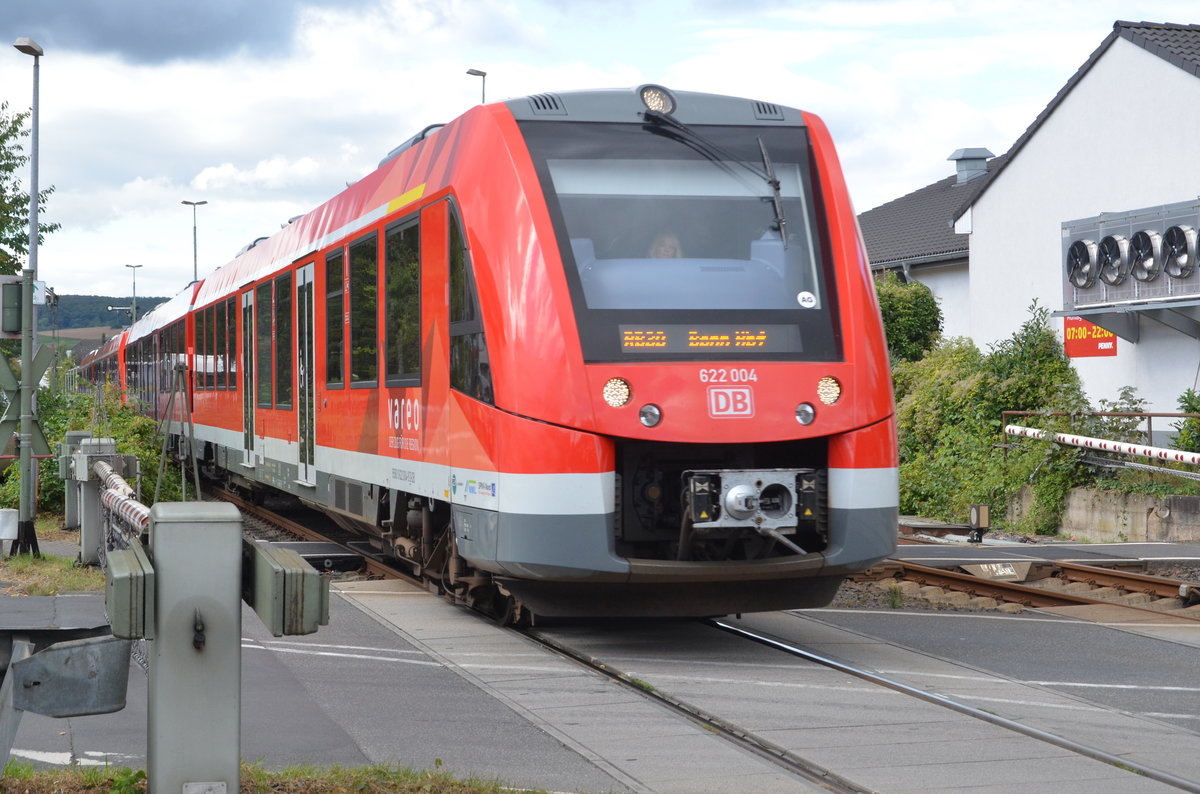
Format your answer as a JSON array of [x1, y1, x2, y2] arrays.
[[1063, 317, 1117, 358]]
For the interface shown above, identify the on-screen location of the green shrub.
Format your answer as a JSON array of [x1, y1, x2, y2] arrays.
[[894, 303, 1093, 534], [875, 272, 943, 363], [1173, 388, 1200, 453], [0, 382, 183, 513]]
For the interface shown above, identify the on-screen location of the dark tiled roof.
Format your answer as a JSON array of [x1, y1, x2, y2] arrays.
[[858, 154, 1006, 266], [954, 21, 1200, 217]]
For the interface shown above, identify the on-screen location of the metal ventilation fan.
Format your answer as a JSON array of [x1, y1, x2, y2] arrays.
[[1098, 235, 1130, 285], [1164, 225, 1198, 278], [1130, 229, 1162, 281], [1066, 239, 1098, 289]]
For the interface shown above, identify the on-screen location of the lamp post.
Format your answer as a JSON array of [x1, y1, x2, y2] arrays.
[[126, 264, 143, 322], [466, 68, 486, 104], [182, 199, 207, 283], [11, 37, 42, 557]]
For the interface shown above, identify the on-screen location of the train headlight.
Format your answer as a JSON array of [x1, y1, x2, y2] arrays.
[[602, 377, 632, 407], [639, 404, 663, 427], [640, 84, 676, 115], [816, 376, 841, 405], [795, 402, 816, 425]]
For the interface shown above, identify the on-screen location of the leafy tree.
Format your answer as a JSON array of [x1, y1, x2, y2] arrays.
[[0, 101, 61, 274], [875, 272, 942, 363]]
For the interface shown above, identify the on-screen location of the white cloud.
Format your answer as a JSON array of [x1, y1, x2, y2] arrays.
[[7, 0, 1198, 297], [192, 157, 323, 192]]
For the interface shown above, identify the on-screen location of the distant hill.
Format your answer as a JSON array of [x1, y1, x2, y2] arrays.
[[39, 294, 169, 331]]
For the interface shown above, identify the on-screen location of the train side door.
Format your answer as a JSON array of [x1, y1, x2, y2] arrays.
[[296, 262, 316, 484], [241, 288, 256, 466]]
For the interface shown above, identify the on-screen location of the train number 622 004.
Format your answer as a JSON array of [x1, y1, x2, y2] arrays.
[[698, 368, 759, 384]]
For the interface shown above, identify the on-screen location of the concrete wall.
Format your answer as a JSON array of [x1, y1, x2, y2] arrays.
[[1013, 485, 1200, 542], [965, 37, 1200, 414]]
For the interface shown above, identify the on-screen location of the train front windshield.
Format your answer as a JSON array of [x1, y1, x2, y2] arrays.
[[520, 120, 841, 362]]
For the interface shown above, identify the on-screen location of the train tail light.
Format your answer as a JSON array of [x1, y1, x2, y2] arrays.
[[795, 402, 816, 425], [639, 404, 662, 427]]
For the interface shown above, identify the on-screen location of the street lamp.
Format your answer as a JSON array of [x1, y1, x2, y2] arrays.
[[466, 68, 486, 104], [11, 36, 42, 557], [126, 264, 143, 321], [182, 199, 207, 283]]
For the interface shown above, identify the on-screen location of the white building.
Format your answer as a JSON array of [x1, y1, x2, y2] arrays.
[[861, 21, 1200, 422]]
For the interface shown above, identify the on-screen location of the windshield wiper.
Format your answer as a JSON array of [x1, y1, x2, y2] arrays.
[[643, 110, 788, 247], [757, 137, 787, 248]]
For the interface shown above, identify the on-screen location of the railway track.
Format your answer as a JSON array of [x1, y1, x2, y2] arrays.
[[859, 558, 1200, 620], [705, 618, 1200, 793], [213, 494, 1200, 790]]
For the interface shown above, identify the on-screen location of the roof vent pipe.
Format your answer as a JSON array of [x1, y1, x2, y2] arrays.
[[948, 147, 994, 185]]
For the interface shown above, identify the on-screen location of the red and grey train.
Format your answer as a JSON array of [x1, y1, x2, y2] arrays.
[[79, 85, 897, 618]]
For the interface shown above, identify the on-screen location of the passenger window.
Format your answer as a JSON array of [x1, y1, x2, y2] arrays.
[[275, 272, 293, 407], [325, 249, 344, 386], [385, 216, 420, 384], [256, 282, 273, 408], [349, 234, 378, 385]]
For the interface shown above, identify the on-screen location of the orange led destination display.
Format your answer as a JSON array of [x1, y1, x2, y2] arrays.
[[619, 325, 802, 354]]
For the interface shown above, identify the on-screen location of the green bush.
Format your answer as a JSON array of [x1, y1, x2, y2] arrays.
[[893, 303, 1093, 534], [0, 382, 183, 514], [1173, 388, 1200, 453], [875, 272, 943, 363]]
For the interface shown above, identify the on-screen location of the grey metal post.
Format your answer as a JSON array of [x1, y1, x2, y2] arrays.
[[12, 38, 42, 559], [76, 437, 115, 566], [62, 430, 91, 529], [147, 502, 242, 793]]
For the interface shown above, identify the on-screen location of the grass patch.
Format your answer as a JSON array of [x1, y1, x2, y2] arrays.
[[0, 513, 104, 596], [1, 550, 103, 596], [1, 760, 539, 793]]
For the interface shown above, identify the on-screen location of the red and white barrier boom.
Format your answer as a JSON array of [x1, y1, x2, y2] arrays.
[[1004, 424, 1200, 467]]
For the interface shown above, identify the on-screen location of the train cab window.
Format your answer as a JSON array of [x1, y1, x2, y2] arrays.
[[275, 272, 293, 408], [519, 120, 840, 362], [325, 249, 344, 387], [256, 282, 273, 408], [448, 207, 493, 404], [349, 233, 378, 385], [384, 216, 420, 385]]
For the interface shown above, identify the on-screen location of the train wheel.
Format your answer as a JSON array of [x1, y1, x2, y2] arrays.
[[494, 594, 518, 626]]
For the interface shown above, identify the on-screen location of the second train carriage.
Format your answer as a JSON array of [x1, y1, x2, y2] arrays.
[[110, 85, 898, 618]]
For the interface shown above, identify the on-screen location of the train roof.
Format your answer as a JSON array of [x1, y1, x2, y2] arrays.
[[95, 329, 127, 359], [190, 107, 464, 309], [503, 85, 807, 126], [125, 282, 200, 344], [187, 85, 806, 307]]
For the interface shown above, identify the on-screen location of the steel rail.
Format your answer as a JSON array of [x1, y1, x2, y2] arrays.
[[1056, 560, 1192, 599], [889, 559, 1200, 621], [709, 619, 1200, 793], [526, 627, 872, 794], [212, 490, 398, 580]]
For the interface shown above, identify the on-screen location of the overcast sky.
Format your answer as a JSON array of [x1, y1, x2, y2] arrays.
[[1, 0, 1195, 299]]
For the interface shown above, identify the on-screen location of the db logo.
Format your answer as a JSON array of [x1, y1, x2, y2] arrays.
[[708, 386, 754, 418]]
